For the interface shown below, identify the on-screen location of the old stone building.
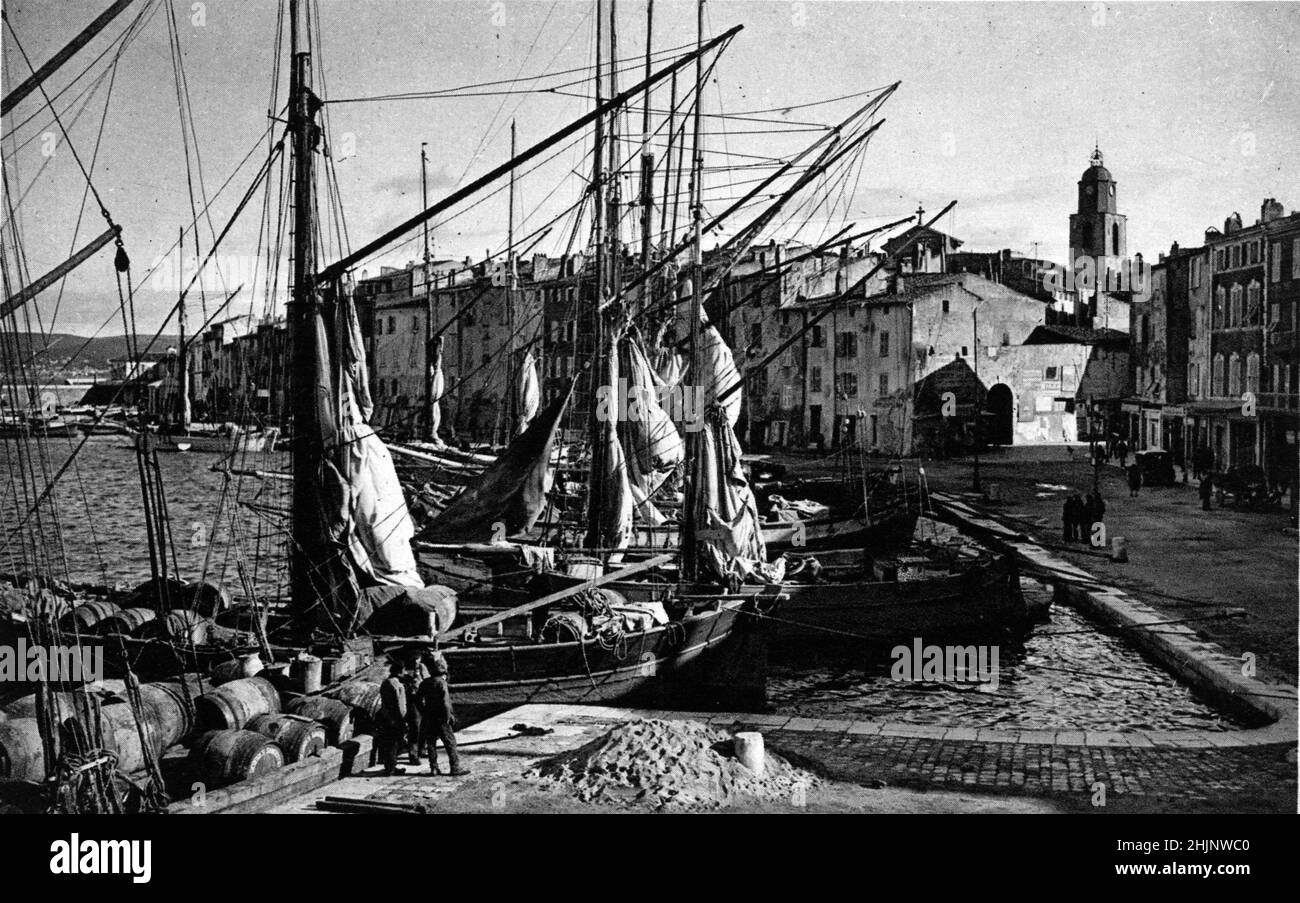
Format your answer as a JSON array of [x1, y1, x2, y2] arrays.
[[1188, 200, 1300, 481]]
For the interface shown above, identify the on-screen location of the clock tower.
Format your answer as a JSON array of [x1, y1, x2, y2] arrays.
[[1068, 145, 1127, 286]]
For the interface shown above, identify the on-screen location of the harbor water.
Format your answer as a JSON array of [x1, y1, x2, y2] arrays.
[[2, 438, 1245, 732]]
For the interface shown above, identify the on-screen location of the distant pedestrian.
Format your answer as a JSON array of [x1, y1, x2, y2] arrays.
[[1126, 463, 1142, 498], [377, 661, 409, 776], [417, 651, 468, 777], [1199, 474, 1214, 511], [1068, 493, 1086, 542], [1115, 439, 1128, 468], [400, 659, 425, 766], [1062, 494, 1079, 542], [1193, 445, 1213, 481]]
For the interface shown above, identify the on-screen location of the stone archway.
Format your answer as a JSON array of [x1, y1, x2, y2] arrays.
[[986, 383, 1014, 446]]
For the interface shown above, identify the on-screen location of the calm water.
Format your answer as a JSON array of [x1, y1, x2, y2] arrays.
[[1, 435, 290, 600], [2, 439, 1244, 731], [767, 580, 1248, 731]]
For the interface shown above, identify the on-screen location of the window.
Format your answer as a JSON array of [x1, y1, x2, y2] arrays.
[[1272, 243, 1283, 283], [878, 373, 889, 395], [1112, 223, 1120, 255], [1188, 362, 1198, 397], [960, 346, 969, 357], [1044, 366, 1060, 381], [1212, 354, 1225, 396], [835, 372, 858, 398], [749, 322, 762, 347], [1293, 238, 1300, 279], [387, 316, 396, 333], [879, 331, 890, 358], [1082, 222, 1094, 250], [836, 332, 857, 358], [1246, 353, 1261, 394], [1001, 331, 1010, 347], [1192, 257, 1202, 288], [810, 325, 824, 347], [810, 366, 823, 393], [1228, 353, 1242, 396], [1231, 245, 1240, 268], [412, 316, 419, 332], [1250, 241, 1260, 265], [941, 297, 950, 314], [1214, 286, 1226, 328], [1247, 282, 1261, 324], [1230, 284, 1243, 326], [1216, 249, 1225, 270]]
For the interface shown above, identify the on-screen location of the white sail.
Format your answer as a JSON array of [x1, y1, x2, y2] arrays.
[[427, 335, 446, 446], [515, 349, 540, 435], [337, 284, 422, 587]]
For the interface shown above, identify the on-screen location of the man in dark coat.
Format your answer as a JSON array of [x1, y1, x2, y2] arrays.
[[1068, 493, 1086, 542], [1200, 474, 1214, 511], [400, 659, 425, 766], [1126, 462, 1143, 498], [376, 661, 409, 776], [1063, 493, 1080, 542], [418, 652, 469, 777], [1115, 439, 1128, 468]]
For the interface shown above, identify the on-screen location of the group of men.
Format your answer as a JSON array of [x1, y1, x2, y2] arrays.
[[376, 650, 468, 777], [1061, 490, 1106, 544]]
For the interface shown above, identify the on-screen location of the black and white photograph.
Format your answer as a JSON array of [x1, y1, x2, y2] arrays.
[[0, 0, 1295, 880]]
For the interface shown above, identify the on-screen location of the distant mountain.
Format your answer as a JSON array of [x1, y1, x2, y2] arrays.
[[4, 333, 181, 375]]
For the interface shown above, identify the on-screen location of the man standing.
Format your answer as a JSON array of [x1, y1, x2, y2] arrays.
[[1200, 473, 1214, 511], [418, 652, 469, 777], [377, 661, 409, 776], [1062, 493, 1079, 543], [1115, 438, 1128, 468], [1068, 493, 1086, 543], [400, 658, 425, 767], [1126, 462, 1142, 498]]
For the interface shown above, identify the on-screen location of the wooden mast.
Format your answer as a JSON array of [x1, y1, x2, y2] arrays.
[[505, 119, 517, 441], [422, 141, 436, 441], [638, 0, 655, 310], [584, 0, 607, 549], [177, 226, 190, 432], [682, 0, 705, 581], [287, 0, 322, 610]]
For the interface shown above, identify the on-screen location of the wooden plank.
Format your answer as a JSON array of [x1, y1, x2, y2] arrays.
[[436, 552, 675, 641]]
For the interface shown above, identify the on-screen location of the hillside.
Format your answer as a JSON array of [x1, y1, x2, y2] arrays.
[[4, 332, 181, 375]]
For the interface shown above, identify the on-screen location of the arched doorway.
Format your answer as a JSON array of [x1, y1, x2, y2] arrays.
[[986, 383, 1014, 445]]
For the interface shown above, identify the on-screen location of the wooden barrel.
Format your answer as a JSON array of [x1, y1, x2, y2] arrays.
[[195, 676, 280, 731], [0, 717, 46, 781], [94, 702, 153, 774], [285, 696, 355, 745], [325, 680, 381, 734], [96, 607, 157, 635], [188, 729, 284, 789], [60, 599, 121, 634], [137, 681, 197, 748], [157, 610, 211, 645], [183, 580, 231, 618], [246, 713, 327, 763]]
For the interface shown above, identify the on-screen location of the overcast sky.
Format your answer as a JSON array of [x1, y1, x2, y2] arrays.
[[3, 1, 1298, 336]]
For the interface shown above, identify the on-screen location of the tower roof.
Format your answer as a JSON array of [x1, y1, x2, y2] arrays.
[[1081, 145, 1112, 183]]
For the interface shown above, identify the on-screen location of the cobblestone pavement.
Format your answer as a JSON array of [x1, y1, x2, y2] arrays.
[[756, 726, 1297, 813]]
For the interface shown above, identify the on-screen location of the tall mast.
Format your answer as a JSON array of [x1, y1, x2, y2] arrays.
[[585, 0, 607, 548], [505, 120, 519, 440], [682, 0, 705, 581], [177, 226, 190, 432], [606, 0, 621, 288], [638, 0, 655, 309], [422, 142, 435, 440], [287, 0, 320, 609]]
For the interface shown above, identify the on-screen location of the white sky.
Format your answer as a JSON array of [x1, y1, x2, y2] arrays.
[[3, 0, 1298, 336]]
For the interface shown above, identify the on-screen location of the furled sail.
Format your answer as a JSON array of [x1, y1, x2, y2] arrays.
[[619, 331, 684, 474], [515, 349, 540, 436], [336, 283, 423, 589], [697, 320, 742, 428], [419, 377, 575, 542], [691, 405, 784, 585], [426, 334, 445, 445]]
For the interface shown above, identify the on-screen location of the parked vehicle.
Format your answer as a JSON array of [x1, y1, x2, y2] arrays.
[[1134, 449, 1176, 487], [1214, 464, 1270, 507]]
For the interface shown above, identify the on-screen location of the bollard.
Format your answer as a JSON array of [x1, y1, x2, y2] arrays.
[[1111, 536, 1128, 562], [734, 731, 765, 776]]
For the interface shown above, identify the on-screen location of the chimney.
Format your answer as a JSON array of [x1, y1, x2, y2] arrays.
[[1260, 198, 1284, 224], [1224, 212, 1242, 235]]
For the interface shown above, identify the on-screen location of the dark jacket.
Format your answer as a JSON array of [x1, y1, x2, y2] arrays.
[[417, 675, 456, 728], [379, 675, 407, 728], [1127, 465, 1142, 489]]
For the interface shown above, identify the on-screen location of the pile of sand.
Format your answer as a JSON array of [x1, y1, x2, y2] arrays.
[[525, 718, 817, 810]]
